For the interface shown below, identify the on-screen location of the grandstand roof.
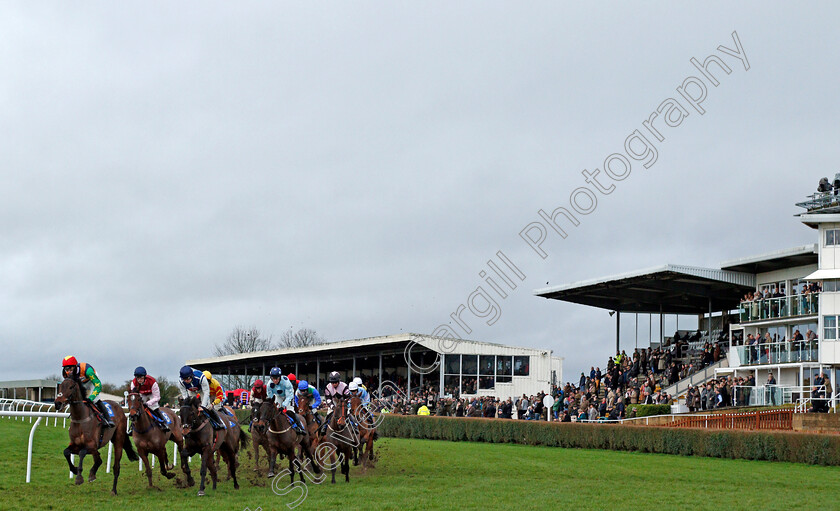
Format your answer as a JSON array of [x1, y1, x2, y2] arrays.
[[186, 333, 548, 375], [533, 264, 755, 314], [719, 244, 818, 273]]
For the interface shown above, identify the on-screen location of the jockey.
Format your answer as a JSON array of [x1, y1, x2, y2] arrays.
[[202, 371, 227, 412], [348, 381, 370, 406], [130, 366, 169, 432], [321, 371, 349, 434], [61, 356, 114, 427], [177, 366, 224, 430], [267, 367, 304, 434], [249, 378, 267, 430], [352, 377, 367, 392], [295, 380, 322, 417]]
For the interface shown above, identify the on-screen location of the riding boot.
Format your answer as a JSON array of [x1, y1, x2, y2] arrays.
[[96, 401, 115, 428], [288, 412, 304, 434], [208, 408, 225, 430], [152, 408, 170, 432]]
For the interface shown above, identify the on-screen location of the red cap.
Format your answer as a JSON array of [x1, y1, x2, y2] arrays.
[[62, 355, 78, 367], [288, 373, 297, 381], [254, 379, 264, 387]]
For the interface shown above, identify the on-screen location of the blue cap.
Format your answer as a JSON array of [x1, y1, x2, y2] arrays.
[[298, 380, 309, 391]]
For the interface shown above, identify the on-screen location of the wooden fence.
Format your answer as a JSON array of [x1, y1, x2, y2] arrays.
[[668, 409, 793, 430]]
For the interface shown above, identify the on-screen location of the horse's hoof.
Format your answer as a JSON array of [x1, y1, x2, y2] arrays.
[[197, 490, 205, 497], [267, 472, 274, 478], [111, 490, 117, 496], [164, 472, 175, 480], [234, 482, 240, 490], [75, 475, 84, 485]]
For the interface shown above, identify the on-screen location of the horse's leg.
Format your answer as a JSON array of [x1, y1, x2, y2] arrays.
[[343, 447, 350, 483], [158, 446, 175, 480], [353, 445, 359, 466], [197, 449, 208, 496], [75, 448, 87, 485], [139, 450, 154, 487], [267, 444, 277, 478], [111, 433, 124, 496], [222, 444, 240, 490], [180, 445, 195, 487], [288, 447, 296, 484], [207, 449, 219, 491], [88, 447, 103, 483], [330, 447, 337, 484], [253, 434, 260, 471], [63, 446, 78, 475]]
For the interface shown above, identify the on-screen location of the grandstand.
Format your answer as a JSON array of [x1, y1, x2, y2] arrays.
[[186, 333, 563, 401], [535, 185, 840, 411]]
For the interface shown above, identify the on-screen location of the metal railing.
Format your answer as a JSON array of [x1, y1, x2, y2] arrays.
[[660, 356, 729, 398], [739, 292, 819, 322], [733, 340, 818, 366]]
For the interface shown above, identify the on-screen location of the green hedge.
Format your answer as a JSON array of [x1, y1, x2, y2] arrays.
[[631, 404, 672, 418], [378, 415, 840, 465]]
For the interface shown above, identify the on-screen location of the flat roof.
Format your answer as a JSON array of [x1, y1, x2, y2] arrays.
[[186, 333, 549, 375], [534, 264, 755, 314], [719, 244, 818, 273], [0, 379, 59, 389]]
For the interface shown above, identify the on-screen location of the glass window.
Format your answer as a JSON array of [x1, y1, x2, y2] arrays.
[[514, 356, 530, 376], [462, 355, 478, 376], [496, 356, 512, 376], [496, 375, 512, 383], [827, 229, 837, 246], [444, 354, 460, 375], [462, 376, 476, 394], [444, 375, 460, 396], [479, 376, 494, 390], [480, 356, 495, 375], [824, 315, 837, 340], [826, 280, 837, 293]]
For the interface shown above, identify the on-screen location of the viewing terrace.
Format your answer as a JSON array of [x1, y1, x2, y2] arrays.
[[732, 339, 819, 366], [739, 292, 819, 323]]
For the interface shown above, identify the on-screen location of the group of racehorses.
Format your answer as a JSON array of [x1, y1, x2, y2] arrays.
[[53, 377, 378, 496]]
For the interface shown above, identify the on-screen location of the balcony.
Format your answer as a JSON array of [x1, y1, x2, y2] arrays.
[[739, 292, 819, 323], [733, 340, 818, 366]]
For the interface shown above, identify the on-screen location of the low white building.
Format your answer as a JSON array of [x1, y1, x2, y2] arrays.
[[186, 333, 563, 401]]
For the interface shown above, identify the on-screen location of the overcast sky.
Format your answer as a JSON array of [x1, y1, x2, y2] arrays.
[[1, 3, 836, 385]]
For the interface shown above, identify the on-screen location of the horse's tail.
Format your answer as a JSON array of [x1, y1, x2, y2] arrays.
[[239, 429, 250, 451], [122, 431, 139, 462]]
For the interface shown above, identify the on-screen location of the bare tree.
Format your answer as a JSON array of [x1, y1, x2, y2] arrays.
[[212, 326, 273, 390], [214, 326, 273, 357], [276, 328, 326, 349]]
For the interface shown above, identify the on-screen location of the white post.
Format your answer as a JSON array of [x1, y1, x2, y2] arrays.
[[26, 417, 42, 483], [139, 458, 143, 471], [173, 442, 178, 465], [106, 442, 113, 473], [151, 455, 155, 468], [69, 454, 74, 478]]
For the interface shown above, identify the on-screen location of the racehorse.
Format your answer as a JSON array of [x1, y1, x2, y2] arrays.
[[350, 395, 377, 470], [54, 377, 138, 495], [126, 392, 192, 488], [322, 394, 353, 483], [249, 403, 274, 471], [255, 401, 319, 483], [178, 396, 248, 496], [295, 393, 321, 453]]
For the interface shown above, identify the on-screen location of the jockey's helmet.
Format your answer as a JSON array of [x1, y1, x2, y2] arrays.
[[298, 380, 309, 391], [269, 367, 282, 378], [349, 382, 359, 392], [179, 366, 193, 380], [134, 366, 147, 377], [328, 371, 340, 383], [254, 379, 264, 388]]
